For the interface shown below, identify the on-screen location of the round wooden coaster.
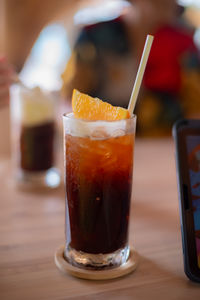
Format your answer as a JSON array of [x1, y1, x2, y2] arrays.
[[55, 245, 139, 280]]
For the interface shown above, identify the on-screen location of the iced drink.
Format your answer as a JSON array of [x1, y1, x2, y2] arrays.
[[10, 84, 60, 188], [63, 113, 136, 269]]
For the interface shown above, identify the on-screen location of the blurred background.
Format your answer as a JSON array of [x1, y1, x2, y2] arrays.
[[0, 0, 200, 155]]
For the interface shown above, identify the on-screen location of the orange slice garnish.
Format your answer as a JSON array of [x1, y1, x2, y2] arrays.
[[72, 89, 130, 121]]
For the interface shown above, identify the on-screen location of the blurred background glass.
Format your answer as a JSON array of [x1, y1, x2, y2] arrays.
[[10, 83, 61, 189]]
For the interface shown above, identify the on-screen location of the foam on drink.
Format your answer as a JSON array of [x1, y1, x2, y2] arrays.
[[19, 86, 54, 126], [64, 113, 129, 140]]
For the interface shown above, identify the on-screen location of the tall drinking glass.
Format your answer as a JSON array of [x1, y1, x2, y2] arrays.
[[63, 113, 136, 269], [10, 84, 60, 188]]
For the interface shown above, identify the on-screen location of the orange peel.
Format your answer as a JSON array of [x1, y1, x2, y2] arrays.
[[72, 89, 130, 121]]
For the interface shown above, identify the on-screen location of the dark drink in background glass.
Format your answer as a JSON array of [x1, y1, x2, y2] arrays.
[[10, 84, 60, 188], [20, 121, 55, 172], [63, 113, 136, 269]]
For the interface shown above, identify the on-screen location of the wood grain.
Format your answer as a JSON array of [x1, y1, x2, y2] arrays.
[[1, 138, 200, 299]]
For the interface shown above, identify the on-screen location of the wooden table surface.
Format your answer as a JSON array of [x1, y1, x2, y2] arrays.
[[1, 138, 200, 300]]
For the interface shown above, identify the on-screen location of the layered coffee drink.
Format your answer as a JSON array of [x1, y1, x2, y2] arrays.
[[63, 111, 136, 269], [10, 84, 60, 188], [19, 87, 55, 172]]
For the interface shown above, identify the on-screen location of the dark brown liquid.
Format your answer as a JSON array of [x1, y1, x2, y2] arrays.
[[65, 134, 134, 254], [20, 121, 55, 171]]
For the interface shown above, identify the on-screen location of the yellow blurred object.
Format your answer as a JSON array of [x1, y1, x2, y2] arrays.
[[181, 70, 200, 118], [61, 51, 77, 87], [61, 50, 98, 100], [184, 7, 200, 28]]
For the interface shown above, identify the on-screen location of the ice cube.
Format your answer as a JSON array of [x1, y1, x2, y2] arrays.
[[91, 127, 109, 140], [111, 129, 125, 138]]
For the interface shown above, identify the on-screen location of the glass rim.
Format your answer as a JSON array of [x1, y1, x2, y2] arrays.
[[63, 112, 136, 124]]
